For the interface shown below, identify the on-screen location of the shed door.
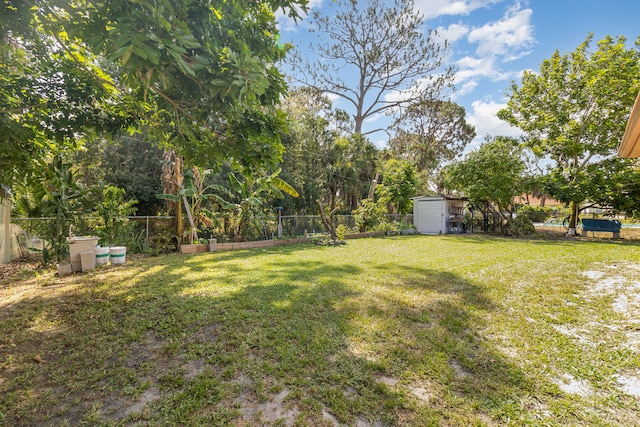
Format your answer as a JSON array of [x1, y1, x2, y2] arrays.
[[417, 200, 443, 234]]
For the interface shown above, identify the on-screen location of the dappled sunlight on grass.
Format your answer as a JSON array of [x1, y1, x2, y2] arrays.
[[1, 235, 640, 425]]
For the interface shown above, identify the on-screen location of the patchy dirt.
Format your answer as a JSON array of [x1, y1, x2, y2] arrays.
[[574, 264, 640, 400], [0, 259, 41, 281], [553, 373, 594, 397]]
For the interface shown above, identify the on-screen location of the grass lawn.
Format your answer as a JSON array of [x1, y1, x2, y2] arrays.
[[1, 234, 640, 426]]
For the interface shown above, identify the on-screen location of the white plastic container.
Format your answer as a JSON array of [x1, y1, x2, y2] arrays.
[[95, 246, 110, 265], [109, 246, 127, 265]]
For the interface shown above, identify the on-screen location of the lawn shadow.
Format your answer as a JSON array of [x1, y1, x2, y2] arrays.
[[1, 246, 540, 426]]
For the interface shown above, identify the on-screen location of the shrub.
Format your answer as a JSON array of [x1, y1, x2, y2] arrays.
[[517, 205, 555, 223], [336, 224, 347, 241], [504, 215, 536, 237], [353, 198, 388, 232]]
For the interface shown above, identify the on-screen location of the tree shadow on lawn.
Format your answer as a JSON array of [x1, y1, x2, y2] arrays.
[[1, 250, 546, 426]]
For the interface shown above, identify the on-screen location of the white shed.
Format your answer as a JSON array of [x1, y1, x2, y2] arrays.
[[412, 195, 466, 235]]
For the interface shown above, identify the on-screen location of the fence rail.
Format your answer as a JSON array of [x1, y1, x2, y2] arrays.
[[11, 214, 414, 255]]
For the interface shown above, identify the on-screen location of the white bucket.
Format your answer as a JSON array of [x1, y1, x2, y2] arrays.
[[95, 246, 110, 265], [109, 246, 127, 265]]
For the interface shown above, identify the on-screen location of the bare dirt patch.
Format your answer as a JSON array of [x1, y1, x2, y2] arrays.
[[577, 264, 640, 400], [0, 259, 41, 281]]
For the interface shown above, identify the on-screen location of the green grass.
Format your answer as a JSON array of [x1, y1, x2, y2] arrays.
[[1, 235, 640, 426]]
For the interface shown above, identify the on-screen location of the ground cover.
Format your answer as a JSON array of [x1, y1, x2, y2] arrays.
[[1, 234, 639, 426]]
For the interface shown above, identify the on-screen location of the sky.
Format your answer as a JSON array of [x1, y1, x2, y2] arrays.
[[277, 0, 640, 150]]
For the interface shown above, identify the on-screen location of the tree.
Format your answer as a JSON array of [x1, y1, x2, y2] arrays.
[[2, 0, 309, 184], [498, 34, 640, 231], [227, 170, 299, 242], [1, 8, 132, 187], [56, 0, 308, 169], [375, 160, 417, 215], [75, 135, 165, 216], [292, 0, 453, 136], [280, 88, 378, 216], [389, 99, 475, 179], [317, 134, 378, 241], [12, 155, 88, 262], [3, 0, 309, 245], [279, 88, 347, 213], [444, 137, 527, 219]]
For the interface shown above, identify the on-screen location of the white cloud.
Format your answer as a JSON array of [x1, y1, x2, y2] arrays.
[[467, 99, 523, 142], [447, 2, 534, 97], [467, 4, 534, 57], [364, 113, 385, 124], [415, 0, 504, 20], [435, 22, 470, 44], [454, 80, 478, 97]]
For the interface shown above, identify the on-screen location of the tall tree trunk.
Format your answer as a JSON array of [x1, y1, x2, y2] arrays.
[[568, 201, 579, 234], [161, 150, 183, 242]]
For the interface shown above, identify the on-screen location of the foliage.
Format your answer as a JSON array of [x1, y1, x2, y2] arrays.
[[93, 184, 138, 247], [2, 0, 309, 197], [498, 34, 640, 229], [504, 215, 537, 237], [335, 224, 347, 241], [78, 136, 165, 215], [279, 88, 350, 214], [352, 198, 388, 232], [517, 205, 556, 223], [53, 0, 308, 171], [375, 160, 417, 215], [293, 0, 453, 136], [0, 10, 133, 187], [582, 158, 640, 218], [227, 170, 299, 242], [157, 167, 232, 243], [316, 134, 378, 240], [390, 99, 475, 179], [12, 155, 87, 262], [445, 136, 527, 218]]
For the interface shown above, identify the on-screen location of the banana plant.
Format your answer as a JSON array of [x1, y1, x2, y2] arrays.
[[228, 170, 298, 241], [157, 168, 232, 244]]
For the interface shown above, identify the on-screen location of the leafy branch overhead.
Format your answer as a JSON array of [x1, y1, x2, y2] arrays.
[[1, 0, 310, 186]]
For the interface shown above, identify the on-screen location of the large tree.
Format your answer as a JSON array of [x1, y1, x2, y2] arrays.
[[1, 6, 131, 187], [292, 0, 453, 136], [2, 0, 309, 245], [444, 136, 527, 219], [389, 99, 475, 180], [279, 88, 347, 213], [2, 0, 309, 183], [498, 34, 640, 231]]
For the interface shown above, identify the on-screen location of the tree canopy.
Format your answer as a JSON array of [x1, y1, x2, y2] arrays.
[[1, 0, 310, 188], [389, 99, 475, 179], [445, 137, 527, 217], [498, 34, 640, 228]]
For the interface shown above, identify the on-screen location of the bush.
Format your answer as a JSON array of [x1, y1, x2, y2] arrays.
[[353, 198, 388, 232], [517, 205, 555, 223], [504, 215, 536, 237]]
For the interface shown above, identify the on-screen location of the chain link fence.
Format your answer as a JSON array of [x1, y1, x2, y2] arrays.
[[11, 214, 414, 257]]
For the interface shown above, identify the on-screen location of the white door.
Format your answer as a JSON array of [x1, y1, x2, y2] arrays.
[[416, 200, 443, 234]]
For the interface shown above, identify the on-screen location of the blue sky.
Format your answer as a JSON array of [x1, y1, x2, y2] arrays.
[[278, 0, 640, 149]]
